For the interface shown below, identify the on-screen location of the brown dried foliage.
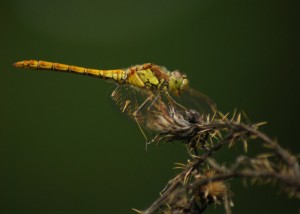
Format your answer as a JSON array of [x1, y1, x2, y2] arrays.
[[135, 101, 300, 214]]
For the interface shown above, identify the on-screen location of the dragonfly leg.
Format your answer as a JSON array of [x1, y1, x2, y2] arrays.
[[166, 92, 187, 110], [133, 94, 155, 142], [146, 94, 163, 115]]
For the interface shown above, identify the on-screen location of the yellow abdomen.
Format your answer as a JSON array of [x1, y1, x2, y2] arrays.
[[13, 60, 127, 83]]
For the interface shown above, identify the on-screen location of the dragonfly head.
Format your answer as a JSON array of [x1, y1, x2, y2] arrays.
[[169, 70, 189, 96]]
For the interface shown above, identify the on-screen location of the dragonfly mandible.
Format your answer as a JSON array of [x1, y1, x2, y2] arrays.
[[13, 60, 216, 140]]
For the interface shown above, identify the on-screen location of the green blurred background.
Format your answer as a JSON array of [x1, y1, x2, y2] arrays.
[[0, 0, 299, 213]]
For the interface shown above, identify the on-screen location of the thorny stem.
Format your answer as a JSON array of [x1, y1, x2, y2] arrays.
[[216, 122, 297, 167], [192, 158, 300, 191], [142, 116, 300, 214], [143, 180, 182, 214], [143, 128, 238, 214]]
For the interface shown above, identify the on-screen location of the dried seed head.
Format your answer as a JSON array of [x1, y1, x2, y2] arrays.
[[195, 170, 230, 204], [146, 100, 208, 144]]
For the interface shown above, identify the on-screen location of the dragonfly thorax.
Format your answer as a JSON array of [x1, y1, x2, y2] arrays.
[[125, 63, 167, 90], [123, 63, 189, 96]]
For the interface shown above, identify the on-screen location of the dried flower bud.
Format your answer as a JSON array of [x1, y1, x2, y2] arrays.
[[195, 170, 230, 204]]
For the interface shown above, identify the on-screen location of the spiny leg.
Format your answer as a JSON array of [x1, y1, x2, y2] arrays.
[[165, 91, 187, 111], [111, 85, 154, 143], [133, 94, 155, 142], [145, 94, 163, 115], [136, 93, 167, 148]]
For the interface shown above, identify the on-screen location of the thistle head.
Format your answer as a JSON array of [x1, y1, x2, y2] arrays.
[[169, 70, 189, 96]]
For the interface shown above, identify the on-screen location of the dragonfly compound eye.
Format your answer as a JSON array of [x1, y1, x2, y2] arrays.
[[180, 78, 189, 91]]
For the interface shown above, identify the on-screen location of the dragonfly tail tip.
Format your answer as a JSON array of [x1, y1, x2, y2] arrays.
[[13, 61, 22, 68]]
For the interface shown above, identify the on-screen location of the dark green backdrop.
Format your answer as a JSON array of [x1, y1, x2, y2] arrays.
[[0, 0, 299, 213]]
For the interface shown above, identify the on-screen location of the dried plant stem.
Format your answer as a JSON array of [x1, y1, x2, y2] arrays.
[[141, 111, 300, 214]]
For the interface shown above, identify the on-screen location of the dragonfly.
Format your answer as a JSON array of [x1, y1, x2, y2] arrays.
[[13, 60, 216, 140]]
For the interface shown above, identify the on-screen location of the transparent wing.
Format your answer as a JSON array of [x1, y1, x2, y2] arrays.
[[111, 84, 171, 140], [111, 84, 216, 139], [172, 88, 217, 116], [111, 84, 153, 122]]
